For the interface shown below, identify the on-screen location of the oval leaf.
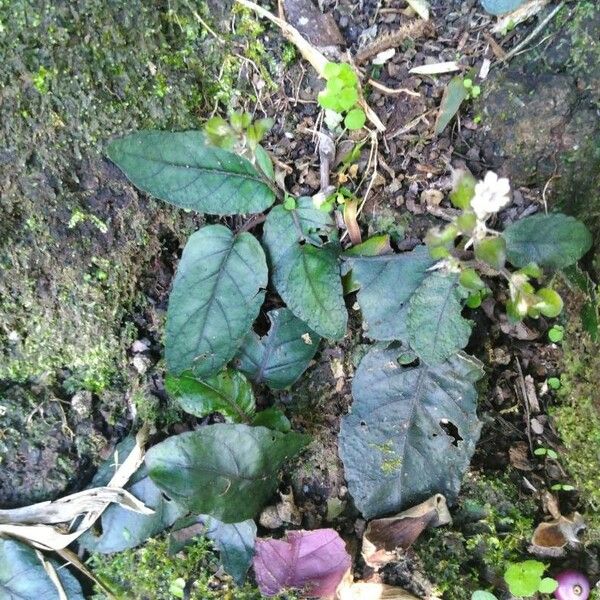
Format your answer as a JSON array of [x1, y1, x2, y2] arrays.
[[235, 308, 321, 389], [107, 131, 275, 215], [503, 213, 592, 269], [253, 529, 351, 597], [344, 245, 434, 341], [0, 538, 85, 599], [146, 424, 309, 523], [434, 75, 468, 135], [165, 225, 268, 377], [407, 272, 472, 364], [263, 198, 348, 340], [339, 344, 483, 518], [165, 369, 255, 421]]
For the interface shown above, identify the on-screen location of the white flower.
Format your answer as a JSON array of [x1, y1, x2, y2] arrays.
[[470, 171, 511, 221]]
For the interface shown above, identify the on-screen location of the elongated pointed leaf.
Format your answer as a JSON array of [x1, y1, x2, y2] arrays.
[[434, 76, 468, 135], [339, 344, 483, 518], [80, 468, 186, 553], [107, 131, 275, 215], [170, 516, 257, 585], [263, 198, 347, 340], [0, 539, 85, 599], [407, 272, 472, 364], [165, 369, 255, 421], [146, 424, 309, 523], [235, 308, 321, 389], [344, 246, 434, 341], [502, 213, 592, 269], [165, 225, 268, 377]]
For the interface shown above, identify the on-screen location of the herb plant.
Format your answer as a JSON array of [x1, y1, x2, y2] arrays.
[[503, 560, 558, 597]]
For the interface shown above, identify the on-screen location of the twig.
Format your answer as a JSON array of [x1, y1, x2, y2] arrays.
[[502, 1, 566, 63], [368, 79, 421, 97], [515, 358, 534, 455], [191, 9, 224, 43], [236, 213, 267, 234]]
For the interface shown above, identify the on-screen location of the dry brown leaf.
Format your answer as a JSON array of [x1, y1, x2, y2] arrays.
[[362, 494, 451, 569], [336, 570, 421, 600], [509, 441, 534, 471], [344, 198, 362, 245]]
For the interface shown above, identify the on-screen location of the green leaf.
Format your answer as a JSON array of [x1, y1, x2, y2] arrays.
[[107, 131, 275, 215], [339, 344, 483, 518], [475, 236, 507, 270], [450, 173, 476, 209], [338, 87, 359, 112], [235, 308, 321, 389], [434, 76, 468, 135], [539, 578, 558, 594], [251, 406, 291, 432], [0, 538, 85, 599], [534, 288, 563, 318], [165, 369, 255, 421], [80, 467, 186, 553], [165, 225, 268, 377], [146, 424, 309, 522], [170, 516, 256, 585], [504, 560, 546, 597], [407, 272, 472, 364], [344, 108, 366, 130], [263, 198, 348, 339], [503, 213, 592, 269], [255, 144, 274, 180], [344, 246, 434, 341]]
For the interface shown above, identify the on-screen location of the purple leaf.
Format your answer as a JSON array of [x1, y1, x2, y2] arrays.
[[253, 529, 352, 598]]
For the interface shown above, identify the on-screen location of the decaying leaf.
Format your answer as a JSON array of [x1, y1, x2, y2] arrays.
[[253, 529, 351, 598], [259, 489, 302, 529], [529, 513, 586, 558], [405, 0, 429, 20], [337, 582, 420, 600], [362, 494, 451, 569]]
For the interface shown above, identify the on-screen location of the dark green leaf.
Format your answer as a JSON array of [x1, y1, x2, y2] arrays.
[[263, 198, 347, 339], [407, 272, 472, 364], [339, 344, 483, 518], [146, 424, 309, 522], [0, 539, 85, 599], [434, 76, 468, 135], [344, 246, 434, 341], [107, 131, 275, 215], [235, 308, 321, 389], [251, 407, 291, 432], [165, 225, 268, 377], [170, 516, 256, 585], [165, 369, 255, 421], [503, 213, 592, 269], [80, 468, 186, 553]]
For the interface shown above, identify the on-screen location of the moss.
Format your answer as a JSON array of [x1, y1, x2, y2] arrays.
[[551, 304, 600, 542], [414, 472, 536, 598], [89, 536, 292, 600]]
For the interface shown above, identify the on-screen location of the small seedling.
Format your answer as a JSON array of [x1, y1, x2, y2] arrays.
[[547, 376, 561, 390], [551, 483, 576, 492], [534, 447, 558, 460], [504, 560, 558, 597], [318, 62, 366, 131], [464, 78, 481, 100], [548, 324, 565, 343]]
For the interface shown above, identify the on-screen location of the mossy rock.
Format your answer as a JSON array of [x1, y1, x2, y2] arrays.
[[0, 0, 271, 506], [473, 1, 600, 238]]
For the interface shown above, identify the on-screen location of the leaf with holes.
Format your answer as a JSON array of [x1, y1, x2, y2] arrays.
[[0, 538, 85, 599], [407, 272, 472, 364], [503, 213, 592, 269], [235, 308, 321, 389], [107, 131, 275, 215], [170, 516, 257, 585], [165, 224, 267, 377], [165, 369, 255, 421], [263, 197, 347, 340], [146, 424, 309, 523], [339, 344, 483, 518], [344, 246, 434, 341]]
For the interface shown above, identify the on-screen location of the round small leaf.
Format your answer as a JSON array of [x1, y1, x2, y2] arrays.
[[475, 236, 506, 270], [344, 108, 366, 130], [535, 288, 563, 318], [538, 577, 558, 594]]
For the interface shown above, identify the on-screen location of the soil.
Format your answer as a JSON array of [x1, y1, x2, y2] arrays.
[[1, 0, 598, 598]]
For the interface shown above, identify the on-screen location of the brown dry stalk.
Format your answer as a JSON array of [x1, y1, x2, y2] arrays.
[[355, 20, 435, 65]]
